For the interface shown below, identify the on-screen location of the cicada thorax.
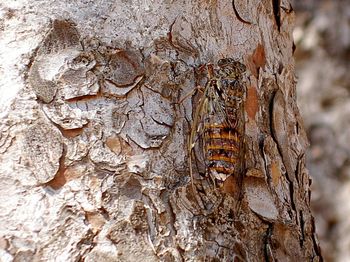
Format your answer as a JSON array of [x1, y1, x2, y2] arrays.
[[199, 59, 246, 187]]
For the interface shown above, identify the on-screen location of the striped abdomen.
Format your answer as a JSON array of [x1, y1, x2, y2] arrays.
[[204, 122, 242, 184]]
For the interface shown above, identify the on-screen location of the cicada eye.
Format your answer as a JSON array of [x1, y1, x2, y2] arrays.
[[217, 59, 225, 67], [240, 64, 246, 72]]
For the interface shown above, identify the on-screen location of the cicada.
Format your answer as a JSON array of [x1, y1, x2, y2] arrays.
[[188, 58, 246, 189]]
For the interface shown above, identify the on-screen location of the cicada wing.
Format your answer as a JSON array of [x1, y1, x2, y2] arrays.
[[188, 94, 208, 186], [235, 95, 246, 175]]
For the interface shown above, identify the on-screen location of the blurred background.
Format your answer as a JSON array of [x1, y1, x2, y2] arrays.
[[292, 0, 350, 261]]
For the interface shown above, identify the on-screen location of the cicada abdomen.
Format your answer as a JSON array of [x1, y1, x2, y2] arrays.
[[189, 58, 246, 188]]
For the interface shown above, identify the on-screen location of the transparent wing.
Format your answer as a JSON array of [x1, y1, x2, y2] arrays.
[[188, 92, 208, 185]]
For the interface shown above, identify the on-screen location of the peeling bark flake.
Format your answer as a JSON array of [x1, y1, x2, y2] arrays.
[[22, 120, 63, 185]]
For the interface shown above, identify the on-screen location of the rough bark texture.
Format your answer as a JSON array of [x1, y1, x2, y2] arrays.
[[0, 0, 322, 261], [293, 0, 350, 261]]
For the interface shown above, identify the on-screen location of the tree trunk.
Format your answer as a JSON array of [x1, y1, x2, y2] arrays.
[[0, 0, 322, 261]]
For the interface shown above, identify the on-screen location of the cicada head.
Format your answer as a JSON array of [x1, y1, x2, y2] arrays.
[[216, 58, 246, 80]]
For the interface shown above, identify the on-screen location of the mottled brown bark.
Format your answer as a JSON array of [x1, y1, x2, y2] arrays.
[[0, 0, 322, 261]]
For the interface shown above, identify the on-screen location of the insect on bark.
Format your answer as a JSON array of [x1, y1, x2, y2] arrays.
[[188, 58, 246, 190]]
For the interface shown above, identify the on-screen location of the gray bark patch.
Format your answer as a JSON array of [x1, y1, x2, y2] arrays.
[[21, 120, 63, 184]]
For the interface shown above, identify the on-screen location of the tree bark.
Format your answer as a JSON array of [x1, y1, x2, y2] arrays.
[[0, 0, 322, 261]]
